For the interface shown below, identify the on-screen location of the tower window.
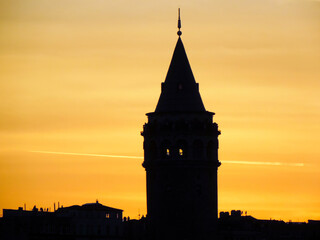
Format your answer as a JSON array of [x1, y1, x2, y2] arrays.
[[179, 149, 183, 156], [166, 149, 170, 156]]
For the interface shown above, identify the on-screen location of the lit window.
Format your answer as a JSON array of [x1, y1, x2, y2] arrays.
[[179, 149, 183, 156], [106, 213, 110, 218], [166, 149, 170, 156]]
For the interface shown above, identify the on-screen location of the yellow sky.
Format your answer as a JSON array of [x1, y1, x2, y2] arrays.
[[0, 0, 319, 221]]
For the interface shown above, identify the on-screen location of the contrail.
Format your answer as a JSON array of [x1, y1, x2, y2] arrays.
[[29, 150, 304, 167], [29, 150, 143, 159], [220, 160, 304, 167]]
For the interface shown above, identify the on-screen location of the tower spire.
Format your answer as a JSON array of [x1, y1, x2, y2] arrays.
[[177, 8, 182, 37]]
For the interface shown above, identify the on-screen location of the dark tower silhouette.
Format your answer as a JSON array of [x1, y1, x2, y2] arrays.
[[141, 9, 221, 240]]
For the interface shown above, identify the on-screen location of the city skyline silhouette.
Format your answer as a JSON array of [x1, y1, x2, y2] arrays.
[[0, 1, 320, 224]]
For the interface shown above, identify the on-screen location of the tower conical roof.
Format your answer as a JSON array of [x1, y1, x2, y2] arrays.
[[155, 37, 206, 113]]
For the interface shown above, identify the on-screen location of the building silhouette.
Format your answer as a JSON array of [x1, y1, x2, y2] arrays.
[[2, 204, 320, 240], [141, 10, 221, 240], [217, 211, 320, 240], [0, 201, 124, 240]]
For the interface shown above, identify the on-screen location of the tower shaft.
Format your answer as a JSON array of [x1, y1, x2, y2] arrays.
[[141, 12, 221, 240]]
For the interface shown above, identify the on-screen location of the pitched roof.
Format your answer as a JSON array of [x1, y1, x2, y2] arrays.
[[155, 37, 206, 113], [57, 202, 123, 212]]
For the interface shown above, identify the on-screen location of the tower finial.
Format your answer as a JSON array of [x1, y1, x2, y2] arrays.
[[177, 8, 182, 37]]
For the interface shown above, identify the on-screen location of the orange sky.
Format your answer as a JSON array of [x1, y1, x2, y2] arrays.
[[0, 0, 319, 221]]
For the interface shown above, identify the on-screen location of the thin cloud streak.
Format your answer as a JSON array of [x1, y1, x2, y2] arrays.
[[29, 150, 304, 167], [222, 160, 304, 167], [29, 150, 143, 159]]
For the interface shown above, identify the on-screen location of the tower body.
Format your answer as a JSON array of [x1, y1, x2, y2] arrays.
[[141, 37, 221, 240]]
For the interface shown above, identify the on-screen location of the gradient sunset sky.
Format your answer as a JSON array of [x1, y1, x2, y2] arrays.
[[0, 0, 319, 221]]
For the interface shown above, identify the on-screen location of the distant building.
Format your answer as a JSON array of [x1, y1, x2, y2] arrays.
[[218, 210, 320, 240], [123, 217, 147, 240], [1, 205, 319, 240], [0, 201, 123, 240]]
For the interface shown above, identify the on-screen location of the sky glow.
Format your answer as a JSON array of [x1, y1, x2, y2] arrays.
[[0, 0, 319, 221]]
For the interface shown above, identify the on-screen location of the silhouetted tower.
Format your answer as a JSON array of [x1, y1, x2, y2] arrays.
[[141, 10, 221, 240]]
